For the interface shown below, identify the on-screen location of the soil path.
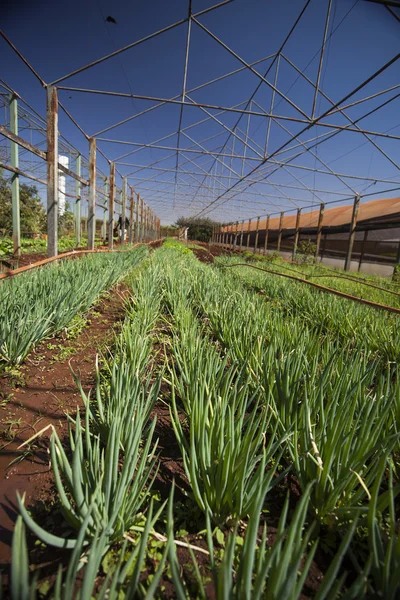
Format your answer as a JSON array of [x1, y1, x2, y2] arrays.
[[0, 283, 129, 567]]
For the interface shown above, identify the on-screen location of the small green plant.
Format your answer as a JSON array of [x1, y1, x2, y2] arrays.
[[297, 239, 317, 264]]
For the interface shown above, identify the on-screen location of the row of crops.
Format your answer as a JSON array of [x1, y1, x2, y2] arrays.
[[0, 248, 147, 365], [233, 250, 400, 310], [4, 241, 400, 598]]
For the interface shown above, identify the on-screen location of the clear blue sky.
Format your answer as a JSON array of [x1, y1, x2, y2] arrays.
[[1, 0, 400, 224]]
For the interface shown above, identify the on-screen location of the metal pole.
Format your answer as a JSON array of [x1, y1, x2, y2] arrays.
[[234, 220, 239, 248], [264, 214, 270, 254], [246, 218, 251, 249], [46, 85, 58, 258], [239, 219, 244, 250], [277, 211, 284, 252], [9, 94, 20, 256], [75, 155, 82, 247], [88, 137, 96, 250], [102, 177, 108, 244], [135, 193, 139, 242], [129, 186, 134, 244], [344, 195, 360, 271], [315, 202, 325, 258], [254, 216, 260, 254], [140, 196, 144, 242], [108, 162, 115, 249], [292, 208, 302, 260], [311, 0, 333, 119], [358, 229, 368, 272], [121, 177, 127, 246]]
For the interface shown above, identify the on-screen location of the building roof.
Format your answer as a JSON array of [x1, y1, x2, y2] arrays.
[[222, 197, 400, 233]]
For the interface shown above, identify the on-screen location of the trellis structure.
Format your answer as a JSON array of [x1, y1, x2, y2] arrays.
[[0, 0, 399, 264], [0, 81, 160, 258]]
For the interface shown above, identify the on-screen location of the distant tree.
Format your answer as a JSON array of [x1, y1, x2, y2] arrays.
[[175, 217, 220, 242], [0, 173, 75, 237], [0, 174, 46, 235], [59, 202, 75, 236]]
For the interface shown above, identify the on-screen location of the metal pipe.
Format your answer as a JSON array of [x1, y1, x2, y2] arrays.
[[46, 86, 58, 258], [277, 211, 284, 252], [75, 154, 82, 247], [311, 0, 333, 119], [102, 177, 108, 243], [50, 1, 233, 86], [9, 94, 20, 256], [344, 195, 360, 271], [88, 138, 96, 250], [315, 202, 325, 258], [108, 162, 115, 249], [129, 186, 134, 244], [264, 214, 270, 254], [292, 208, 302, 260]]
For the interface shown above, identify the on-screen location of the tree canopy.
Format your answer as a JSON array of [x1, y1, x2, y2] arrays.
[[0, 175, 46, 235], [175, 217, 220, 242], [0, 173, 74, 236]]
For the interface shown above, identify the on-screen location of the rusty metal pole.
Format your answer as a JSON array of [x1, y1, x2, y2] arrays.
[[254, 216, 260, 254], [88, 137, 96, 250], [108, 162, 115, 249], [140, 196, 144, 242], [9, 94, 20, 256], [315, 202, 325, 259], [75, 154, 82, 247], [121, 177, 127, 246], [239, 219, 244, 251], [129, 186, 134, 244], [264, 214, 270, 255], [246, 218, 251, 249], [135, 193, 139, 242], [344, 195, 360, 271], [358, 229, 368, 272], [46, 86, 58, 258], [277, 212, 284, 252], [292, 208, 302, 260], [234, 220, 239, 249], [102, 177, 108, 244]]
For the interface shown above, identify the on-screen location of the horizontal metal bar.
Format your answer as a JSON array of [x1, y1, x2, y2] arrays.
[[50, 0, 233, 86], [0, 160, 47, 185], [0, 125, 46, 159], [58, 163, 89, 186]]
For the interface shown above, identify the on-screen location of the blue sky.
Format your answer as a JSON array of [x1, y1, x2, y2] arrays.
[[1, 0, 400, 224]]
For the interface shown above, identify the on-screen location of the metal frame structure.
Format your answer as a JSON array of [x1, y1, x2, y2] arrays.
[[0, 0, 399, 265]]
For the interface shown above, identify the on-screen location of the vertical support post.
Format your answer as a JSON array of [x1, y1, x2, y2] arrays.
[[264, 214, 270, 254], [239, 220, 244, 250], [121, 177, 127, 246], [102, 177, 108, 244], [129, 187, 134, 244], [277, 211, 284, 252], [234, 221, 239, 249], [135, 193, 139, 242], [254, 216, 260, 254], [321, 233, 327, 259], [46, 85, 58, 257], [75, 155, 82, 247], [246, 218, 251, 249], [143, 201, 146, 242], [344, 195, 360, 271], [292, 208, 302, 260], [88, 137, 96, 250], [140, 196, 144, 242], [358, 229, 368, 272], [315, 202, 325, 258], [108, 162, 115, 249], [9, 94, 20, 256]]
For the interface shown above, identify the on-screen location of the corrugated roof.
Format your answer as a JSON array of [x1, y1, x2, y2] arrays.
[[222, 197, 400, 232]]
